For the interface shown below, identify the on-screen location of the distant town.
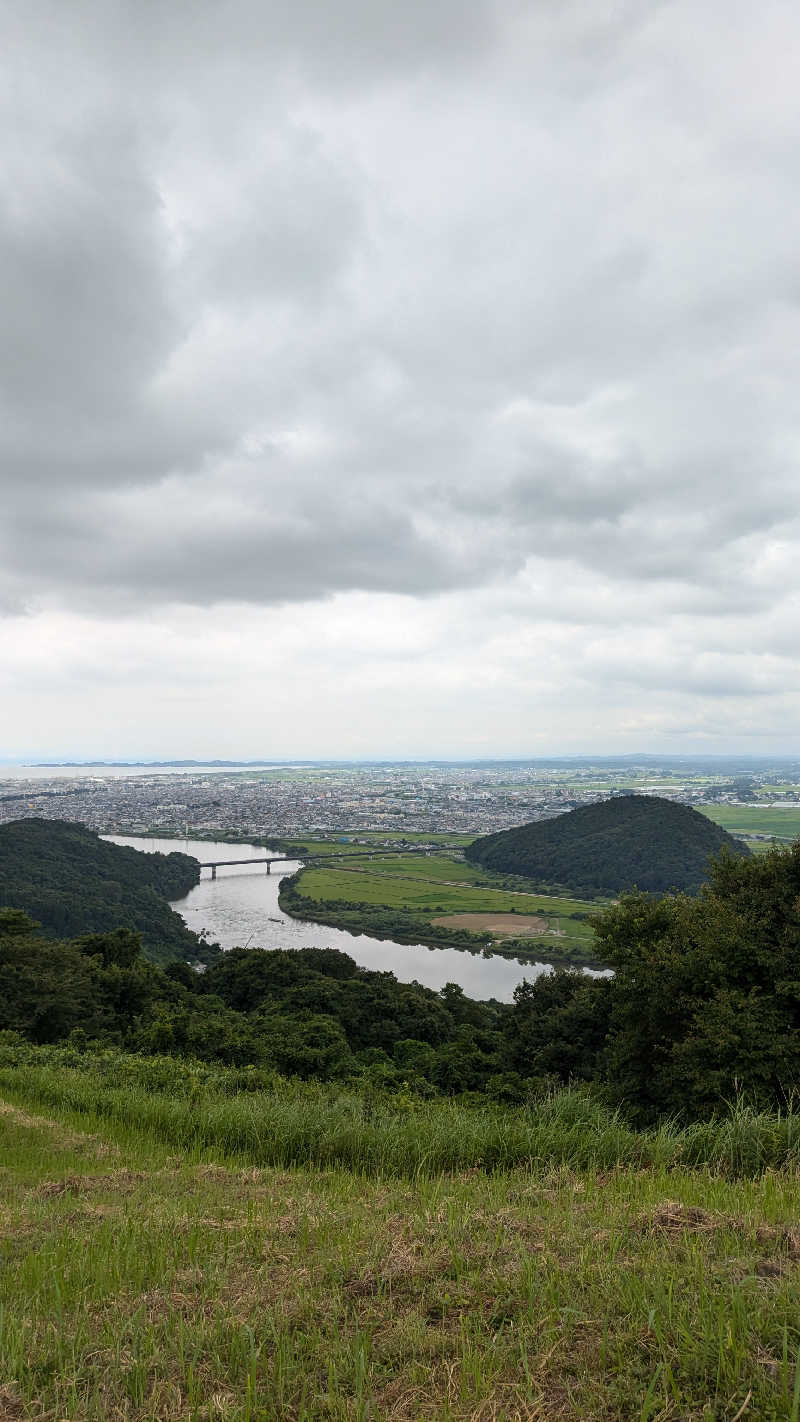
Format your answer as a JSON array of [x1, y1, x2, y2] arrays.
[[2, 757, 800, 842]]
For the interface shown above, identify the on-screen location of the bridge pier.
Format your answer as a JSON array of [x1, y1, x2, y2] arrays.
[[266, 861, 271, 874], [211, 864, 216, 880]]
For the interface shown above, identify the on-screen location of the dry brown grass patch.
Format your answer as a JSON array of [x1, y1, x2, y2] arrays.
[[36, 1169, 146, 1197], [0, 1388, 25, 1421], [640, 1201, 800, 1267], [639, 1200, 732, 1236], [753, 1258, 787, 1278], [469, 1207, 547, 1245], [371, 1368, 573, 1422], [755, 1221, 800, 1256]]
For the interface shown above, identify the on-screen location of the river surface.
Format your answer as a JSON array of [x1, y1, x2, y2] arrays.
[[105, 834, 581, 1002]]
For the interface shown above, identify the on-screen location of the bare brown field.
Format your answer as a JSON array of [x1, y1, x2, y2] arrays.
[[431, 911, 556, 935]]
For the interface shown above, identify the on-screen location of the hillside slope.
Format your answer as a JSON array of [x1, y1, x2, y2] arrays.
[[0, 818, 208, 964], [0, 1055, 797, 1421], [466, 794, 747, 895]]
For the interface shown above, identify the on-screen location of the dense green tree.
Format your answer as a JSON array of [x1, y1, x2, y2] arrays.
[[0, 819, 207, 965], [466, 796, 746, 896], [202, 948, 309, 1009], [130, 999, 264, 1065], [505, 970, 612, 1083], [430, 1038, 491, 1094], [392, 1038, 437, 1078], [0, 908, 40, 938], [0, 912, 98, 1042], [74, 927, 143, 969], [596, 845, 800, 1119], [257, 1012, 354, 1079], [438, 982, 492, 1027]]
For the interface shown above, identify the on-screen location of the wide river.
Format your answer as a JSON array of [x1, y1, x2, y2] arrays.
[[106, 835, 590, 1002]]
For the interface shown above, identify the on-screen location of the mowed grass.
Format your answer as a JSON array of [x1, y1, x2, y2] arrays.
[[5, 1089, 800, 1420], [700, 807, 800, 842]]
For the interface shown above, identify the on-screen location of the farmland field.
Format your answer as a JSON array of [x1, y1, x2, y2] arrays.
[[290, 855, 599, 960], [267, 832, 475, 857], [699, 806, 800, 841], [349, 852, 504, 886], [296, 864, 597, 920], [432, 912, 552, 935]]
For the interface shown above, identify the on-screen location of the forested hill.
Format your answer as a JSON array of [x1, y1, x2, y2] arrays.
[[0, 819, 209, 965], [465, 795, 748, 896]]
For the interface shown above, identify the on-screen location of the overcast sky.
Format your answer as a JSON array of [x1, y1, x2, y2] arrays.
[[3, 0, 800, 760]]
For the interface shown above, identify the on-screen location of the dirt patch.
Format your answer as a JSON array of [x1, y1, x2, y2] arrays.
[[431, 913, 554, 936], [640, 1201, 724, 1235], [640, 1201, 800, 1257]]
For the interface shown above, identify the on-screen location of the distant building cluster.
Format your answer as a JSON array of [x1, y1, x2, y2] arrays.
[[1, 760, 799, 841]]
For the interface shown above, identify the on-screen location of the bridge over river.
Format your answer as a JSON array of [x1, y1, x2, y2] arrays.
[[198, 846, 462, 879]]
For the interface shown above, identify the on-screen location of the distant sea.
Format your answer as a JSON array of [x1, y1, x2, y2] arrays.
[[0, 763, 285, 781]]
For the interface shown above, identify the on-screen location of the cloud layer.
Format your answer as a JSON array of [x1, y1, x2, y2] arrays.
[[2, 0, 800, 754]]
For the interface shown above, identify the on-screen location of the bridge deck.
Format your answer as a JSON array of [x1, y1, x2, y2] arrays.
[[198, 857, 285, 868]]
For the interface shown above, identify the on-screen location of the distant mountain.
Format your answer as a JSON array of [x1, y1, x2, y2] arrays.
[[465, 795, 748, 896], [0, 819, 211, 965]]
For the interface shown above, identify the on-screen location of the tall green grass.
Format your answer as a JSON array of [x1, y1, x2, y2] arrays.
[[2, 1040, 800, 1180]]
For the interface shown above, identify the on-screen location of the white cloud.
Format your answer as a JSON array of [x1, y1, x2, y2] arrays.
[[3, 0, 800, 753]]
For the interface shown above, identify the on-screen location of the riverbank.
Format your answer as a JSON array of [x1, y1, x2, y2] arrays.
[[106, 836, 579, 1000], [102, 830, 605, 970], [279, 869, 606, 969]]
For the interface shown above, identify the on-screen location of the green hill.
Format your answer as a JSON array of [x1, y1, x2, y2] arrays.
[[465, 794, 747, 896], [0, 818, 208, 965]]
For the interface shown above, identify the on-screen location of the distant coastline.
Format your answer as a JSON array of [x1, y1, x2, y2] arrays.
[[31, 760, 282, 768]]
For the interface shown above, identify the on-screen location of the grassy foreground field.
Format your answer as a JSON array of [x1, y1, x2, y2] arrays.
[[4, 1049, 800, 1419]]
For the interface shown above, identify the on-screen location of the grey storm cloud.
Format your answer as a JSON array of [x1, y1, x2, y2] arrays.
[[3, 0, 800, 629]]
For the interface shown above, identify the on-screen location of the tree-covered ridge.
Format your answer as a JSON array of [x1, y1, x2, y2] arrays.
[[0, 819, 208, 966], [4, 827, 800, 1122], [465, 794, 747, 896], [0, 909, 515, 1095], [596, 839, 800, 1120]]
